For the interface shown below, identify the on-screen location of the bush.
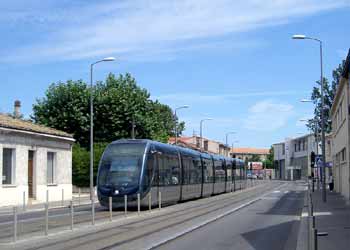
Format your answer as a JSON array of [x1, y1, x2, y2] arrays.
[[72, 142, 109, 187]]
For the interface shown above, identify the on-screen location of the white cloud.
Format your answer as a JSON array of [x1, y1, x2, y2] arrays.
[[243, 99, 294, 131], [1, 0, 349, 63], [153, 90, 304, 106]]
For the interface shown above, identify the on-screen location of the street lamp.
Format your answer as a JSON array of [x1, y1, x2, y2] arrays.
[[231, 140, 239, 158], [200, 118, 213, 151], [293, 34, 326, 202], [174, 105, 189, 145], [225, 132, 236, 156], [90, 57, 116, 200]]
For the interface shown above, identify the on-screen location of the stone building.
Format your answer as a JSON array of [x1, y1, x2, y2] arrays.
[[0, 103, 74, 206], [330, 49, 350, 200]]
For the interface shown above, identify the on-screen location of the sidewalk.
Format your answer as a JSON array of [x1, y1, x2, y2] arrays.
[[298, 188, 350, 249]]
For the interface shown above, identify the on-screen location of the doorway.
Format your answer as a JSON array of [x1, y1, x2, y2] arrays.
[[28, 151, 35, 199]]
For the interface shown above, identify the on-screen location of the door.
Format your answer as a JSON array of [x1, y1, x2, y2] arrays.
[[28, 151, 34, 199]]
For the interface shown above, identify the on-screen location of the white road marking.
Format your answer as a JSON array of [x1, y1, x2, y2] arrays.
[[273, 190, 281, 193], [301, 211, 332, 217]]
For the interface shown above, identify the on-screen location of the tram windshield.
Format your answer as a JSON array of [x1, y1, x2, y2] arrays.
[[98, 143, 146, 187]]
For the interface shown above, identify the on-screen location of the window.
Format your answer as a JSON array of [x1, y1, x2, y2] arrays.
[[47, 152, 56, 184], [158, 154, 180, 186], [294, 144, 297, 152], [204, 141, 208, 151], [282, 145, 285, 155], [341, 148, 346, 162], [2, 148, 15, 185]]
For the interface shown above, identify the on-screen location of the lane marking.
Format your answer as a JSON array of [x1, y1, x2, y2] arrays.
[[301, 211, 332, 217], [273, 190, 281, 193]]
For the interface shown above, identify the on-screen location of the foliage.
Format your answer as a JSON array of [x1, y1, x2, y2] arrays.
[[248, 154, 261, 162], [72, 143, 108, 187], [32, 73, 184, 147], [263, 146, 274, 169], [307, 60, 346, 135]]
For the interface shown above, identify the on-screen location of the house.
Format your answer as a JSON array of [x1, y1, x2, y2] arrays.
[[330, 49, 350, 200], [0, 101, 74, 206], [168, 136, 230, 156]]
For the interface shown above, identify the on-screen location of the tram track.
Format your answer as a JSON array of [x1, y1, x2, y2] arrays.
[[20, 181, 285, 250]]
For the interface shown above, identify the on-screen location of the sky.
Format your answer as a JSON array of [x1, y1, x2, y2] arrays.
[[0, 0, 349, 148]]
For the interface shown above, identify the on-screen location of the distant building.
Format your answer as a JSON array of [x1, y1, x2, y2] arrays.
[[0, 101, 74, 206], [273, 134, 320, 180], [168, 136, 230, 156], [330, 49, 350, 200], [230, 147, 269, 161]]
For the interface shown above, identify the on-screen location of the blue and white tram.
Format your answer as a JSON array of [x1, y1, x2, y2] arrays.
[[97, 139, 246, 208]]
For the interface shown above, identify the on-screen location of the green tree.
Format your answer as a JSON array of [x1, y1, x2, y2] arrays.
[[32, 73, 184, 147], [307, 60, 346, 135], [249, 154, 261, 162], [263, 146, 274, 169]]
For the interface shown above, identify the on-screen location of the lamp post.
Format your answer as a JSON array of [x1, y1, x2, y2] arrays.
[[199, 118, 213, 151], [225, 132, 236, 157], [174, 105, 189, 144], [300, 118, 319, 192], [293, 34, 326, 202], [90, 57, 115, 200], [231, 140, 239, 158]]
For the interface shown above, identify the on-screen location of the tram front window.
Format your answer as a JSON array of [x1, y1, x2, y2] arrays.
[[98, 143, 145, 187]]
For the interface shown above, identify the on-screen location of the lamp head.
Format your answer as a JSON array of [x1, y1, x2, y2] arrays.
[[292, 34, 306, 40], [102, 57, 116, 62]]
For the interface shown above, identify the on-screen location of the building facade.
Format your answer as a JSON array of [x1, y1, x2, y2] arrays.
[[230, 148, 269, 161], [273, 134, 319, 180], [0, 110, 74, 206], [330, 49, 350, 200], [168, 136, 230, 156]]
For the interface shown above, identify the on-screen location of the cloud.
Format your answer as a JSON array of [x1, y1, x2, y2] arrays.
[[1, 0, 349, 63], [153, 90, 304, 106], [243, 99, 294, 131]]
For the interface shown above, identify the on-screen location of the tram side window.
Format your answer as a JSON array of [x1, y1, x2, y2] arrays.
[[226, 162, 232, 182], [203, 158, 214, 183], [191, 157, 202, 184], [159, 154, 180, 186], [143, 154, 155, 190], [182, 157, 191, 185], [214, 160, 225, 182]]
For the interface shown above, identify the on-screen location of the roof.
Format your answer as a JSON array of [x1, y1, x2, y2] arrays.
[[231, 147, 269, 155], [341, 49, 350, 78], [0, 114, 73, 139]]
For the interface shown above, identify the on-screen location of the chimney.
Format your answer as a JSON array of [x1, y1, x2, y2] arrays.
[[14, 100, 21, 118]]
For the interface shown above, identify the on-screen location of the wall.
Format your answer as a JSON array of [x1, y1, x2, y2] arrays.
[[0, 130, 73, 206]]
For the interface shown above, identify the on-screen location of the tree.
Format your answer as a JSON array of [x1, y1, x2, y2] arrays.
[[263, 146, 274, 169], [249, 154, 261, 162], [307, 60, 346, 135], [32, 73, 184, 147]]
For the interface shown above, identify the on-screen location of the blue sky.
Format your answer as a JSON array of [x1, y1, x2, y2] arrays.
[[0, 0, 349, 148]]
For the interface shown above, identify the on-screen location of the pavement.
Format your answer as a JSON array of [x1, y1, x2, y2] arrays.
[[297, 186, 350, 250]]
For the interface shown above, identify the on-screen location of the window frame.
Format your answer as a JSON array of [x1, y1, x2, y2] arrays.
[[47, 151, 57, 185], [2, 148, 16, 186]]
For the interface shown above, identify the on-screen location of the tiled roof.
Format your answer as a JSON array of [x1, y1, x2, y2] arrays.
[[231, 147, 269, 155], [0, 114, 73, 139]]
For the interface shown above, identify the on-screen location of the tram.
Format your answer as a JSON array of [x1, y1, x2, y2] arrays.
[[97, 139, 246, 208]]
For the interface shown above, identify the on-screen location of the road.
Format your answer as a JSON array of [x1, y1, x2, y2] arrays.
[[154, 181, 304, 250], [0, 180, 305, 250]]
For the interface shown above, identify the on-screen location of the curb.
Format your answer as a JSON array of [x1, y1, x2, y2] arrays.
[[296, 187, 309, 250]]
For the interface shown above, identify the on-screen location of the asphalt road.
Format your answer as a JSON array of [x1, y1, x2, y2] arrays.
[[154, 181, 304, 250], [0, 180, 304, 250]]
